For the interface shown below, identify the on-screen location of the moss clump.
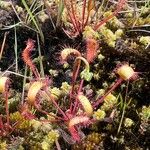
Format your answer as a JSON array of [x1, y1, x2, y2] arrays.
[[0, 140, 7, 150], [101, 93, 117, 111], [41, 130, 59, 150], [72, 132, 102, 150], [98, 26, 124, 47], [93, 109, 106, 121], [103, 11, 124, 28], [30, 119, 43, 131], [87, 132, 102, 144], [10, 111, 30, 130], [124, 118, 134, 128], [0, 1, 12, 10], [30, 119, 52, 132], [50, 87, 62, 100], [139, 36, 150, 46], [60, 82, 71, 95], [140, 106, 150, 122], [83, 26, 100, 39]]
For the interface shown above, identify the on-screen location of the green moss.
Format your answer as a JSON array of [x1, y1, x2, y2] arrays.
[[93, 109, 106, 121], [0, 1, 12, 10], [140, 106, 150, 122], [60, 82, 71, 95], [98, 26, 123, 47], [0, 140, 7, 150], [103, 11, 124, 28], [30, 119, 52, 133], [41, 130, 59, 150], [10, 111, 30, 130], [124, 118, 134, 128], [139, 36, 150, 46], [101, 93, 117, 111], [72, 132, 102, 150], [83, 26, 100, 39], [50, 87, 61, 100]]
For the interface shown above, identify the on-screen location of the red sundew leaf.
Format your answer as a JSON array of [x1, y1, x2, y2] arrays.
[[86, 38, 99, 63]]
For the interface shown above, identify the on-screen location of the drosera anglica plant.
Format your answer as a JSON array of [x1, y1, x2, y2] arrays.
[[1, 35, 140, 144], [21, 37, 141, 144], [25, 77, 96, 142], [27, 81, 45, 106], [70, 56, 93, 116], [21, 39, 96, 142], [0, 0, 149, 149], [0, 76, 10, 93], [72, 56, 93, 87], [116, 63, 138, 80]]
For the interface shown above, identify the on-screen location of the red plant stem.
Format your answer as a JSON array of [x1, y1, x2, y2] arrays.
[[0, 116, 4, 131], [45, 91, 68, 120], [84, 12, 90, 28], [71, 61, 81, 96], [72, 79, 84, 114], [69, 60, 81, 112], [82, 0, 87, 30], [4, 86, 10, 128], [84, 0, 95, 29], [70, 0, 80, 32], [68, 126, 81, 142], [93, 78, 123, 107], [70, 14, 79, 33], [69, 97, 73, 114], [94, 12, 117, 30], [66, 8, 79, 32], [94, 0, 126, 31], [63, 0, 79, 33], [33, 69, 40, 79]]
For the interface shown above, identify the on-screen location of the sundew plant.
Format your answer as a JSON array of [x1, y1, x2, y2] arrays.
[[0, 0, 150, 149]]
